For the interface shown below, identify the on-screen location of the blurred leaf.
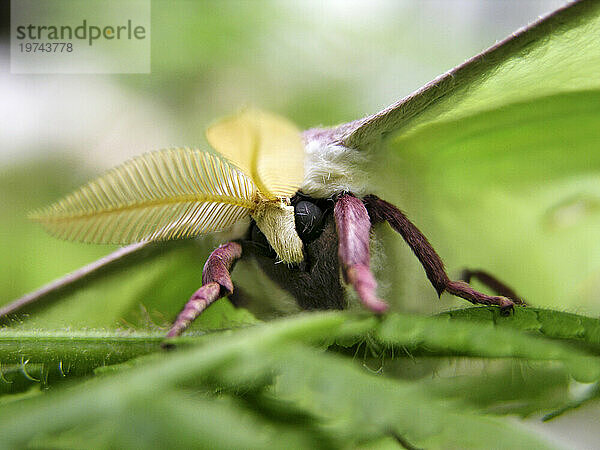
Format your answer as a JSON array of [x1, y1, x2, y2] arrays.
[[1, 310, 599, 445], [419, 362, 573, 418], [271, 346, 555, 449], [542, 382, 600, 422]]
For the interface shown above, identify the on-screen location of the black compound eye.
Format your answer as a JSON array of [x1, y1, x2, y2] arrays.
[[294, 200, 325, 242]]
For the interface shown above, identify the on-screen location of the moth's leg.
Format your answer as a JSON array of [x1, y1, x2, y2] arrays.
[[166, 242, 242, 338], [334, 194, 388, 313], [363, 195, 517, 312], [460, 269, 525, 305]]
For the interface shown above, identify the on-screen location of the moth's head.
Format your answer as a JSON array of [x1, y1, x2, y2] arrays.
[[249, 192, 330, 264]]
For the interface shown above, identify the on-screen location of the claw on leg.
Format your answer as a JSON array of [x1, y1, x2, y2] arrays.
[[335, 194, 388, 313], [363, 195, 521, 311], [165, 241, 242, 339]]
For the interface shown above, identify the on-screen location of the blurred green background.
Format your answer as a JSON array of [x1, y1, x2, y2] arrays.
[[5, 0, 600, 326]]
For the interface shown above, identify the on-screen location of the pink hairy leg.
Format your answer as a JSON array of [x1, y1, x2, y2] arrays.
[[363, 195, 523, 312], [334, 194, 388, 313], [166, 241, 242, 338]]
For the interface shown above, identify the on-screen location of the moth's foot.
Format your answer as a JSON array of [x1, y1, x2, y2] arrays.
[[513, 297, 527, 307], [499, 300, 515, 316], [335, 194, 388, 314], [446, 280, 521, 313], [364, 296, 389, 314]]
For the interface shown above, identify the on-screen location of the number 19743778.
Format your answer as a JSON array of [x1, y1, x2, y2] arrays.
[[19, 42, 73, 52]]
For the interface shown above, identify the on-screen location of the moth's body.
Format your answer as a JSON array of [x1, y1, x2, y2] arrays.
[[301, 134, 369, 199]]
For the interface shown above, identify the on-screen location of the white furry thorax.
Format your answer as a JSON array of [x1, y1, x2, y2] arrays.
[[301, 138, 370, 199]]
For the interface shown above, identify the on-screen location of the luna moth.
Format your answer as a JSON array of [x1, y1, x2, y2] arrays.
[[3, 0, 597, 339]]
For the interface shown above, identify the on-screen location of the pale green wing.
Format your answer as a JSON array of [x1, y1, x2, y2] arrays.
[[206, 109, 305, 200], [30, 149, 258, 244], [333, 1, 600, 151]]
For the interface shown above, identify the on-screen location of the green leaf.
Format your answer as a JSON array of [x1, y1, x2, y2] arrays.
[[377, 311, 600, 383], [419, 362, 574, 418], [445, 307, 600, 352], [1, 310, 600, 446], [271, 346, 556, 450]]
